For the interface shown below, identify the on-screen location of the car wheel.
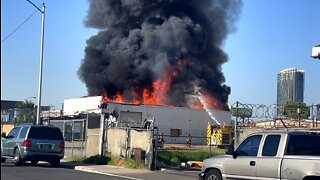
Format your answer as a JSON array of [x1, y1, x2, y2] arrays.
[[31, 160, 39, 166], [205, 169, 222, 180], [14, 148, 23, 166], [1, 157, 5, 163], [50, 159, 60, 167]]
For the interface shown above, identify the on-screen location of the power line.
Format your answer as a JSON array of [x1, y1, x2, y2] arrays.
[[1, 9, 38, 43], [26, 0, 43, 13]]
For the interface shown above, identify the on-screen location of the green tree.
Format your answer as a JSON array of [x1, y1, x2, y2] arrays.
[[14, 100, 37, 125]]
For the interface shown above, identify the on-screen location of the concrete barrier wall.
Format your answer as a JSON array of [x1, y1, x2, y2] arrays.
[[107, 128, 152, 158], [130, 130, 152, 151], [64, 141, 86, 158], [86, 128, 100, 157], [107, 128, 127, 157]]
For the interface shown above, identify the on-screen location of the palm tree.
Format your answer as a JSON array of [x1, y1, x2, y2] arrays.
[[14, 100, 37, 125]]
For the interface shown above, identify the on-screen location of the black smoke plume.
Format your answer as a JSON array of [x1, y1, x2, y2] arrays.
[[78, 0, 242, 109]]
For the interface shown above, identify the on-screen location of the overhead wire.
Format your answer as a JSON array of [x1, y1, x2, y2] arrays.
[[1, 9, 38, 43]]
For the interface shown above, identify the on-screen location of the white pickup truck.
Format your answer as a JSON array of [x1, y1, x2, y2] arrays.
[[199, 130, 320, 180]]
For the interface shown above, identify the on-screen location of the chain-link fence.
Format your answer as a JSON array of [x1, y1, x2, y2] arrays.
[[50, 119, 86, 157], [230, 101, 320, 146], [230, 101, 320, 128]]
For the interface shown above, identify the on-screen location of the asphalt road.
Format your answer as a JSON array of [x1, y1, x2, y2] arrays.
[[1, 161, 198, 180], [1, 162, 123, 180]]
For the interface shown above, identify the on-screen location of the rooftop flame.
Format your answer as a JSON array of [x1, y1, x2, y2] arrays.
[[102, 69, 175, 106], [101, 59, 223, 110], [102, 85, 223, 110]]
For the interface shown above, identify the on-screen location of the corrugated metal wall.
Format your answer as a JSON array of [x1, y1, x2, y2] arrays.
[[106, 103, 231, 144]]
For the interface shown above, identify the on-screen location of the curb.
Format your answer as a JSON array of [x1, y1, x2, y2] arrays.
[[75, 166, 96, 172], [61, 161, 199, 178], [159, 168, 200, 177]]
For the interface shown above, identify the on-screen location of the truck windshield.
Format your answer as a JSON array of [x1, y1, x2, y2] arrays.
[[286, 134, 320, 156]]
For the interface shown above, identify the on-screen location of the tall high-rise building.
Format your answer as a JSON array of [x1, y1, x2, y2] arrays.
[[277, 68, 305, 106]]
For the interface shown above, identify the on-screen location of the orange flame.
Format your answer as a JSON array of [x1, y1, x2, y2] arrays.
[[199, 90, 222, 110], [142, 70, 175, 105], [100, 60, 223, 110], [102, 69, 175, 106], [101, 84, 222, 110], [197, 103, 204, 109]]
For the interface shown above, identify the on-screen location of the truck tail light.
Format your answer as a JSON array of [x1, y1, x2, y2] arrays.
[[59, 141, 65, 149], [22, 139, 32, 147]]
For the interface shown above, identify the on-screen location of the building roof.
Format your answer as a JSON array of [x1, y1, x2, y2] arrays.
[[280, 68, 304, 73], [1, 100, 51, 111], [1, 100, 22, 110]]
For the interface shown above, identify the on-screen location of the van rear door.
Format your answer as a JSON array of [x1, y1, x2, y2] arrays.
[[26, 126, 64, 153]]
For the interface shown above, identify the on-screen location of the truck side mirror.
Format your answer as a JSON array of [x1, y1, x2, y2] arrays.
[[232, 150, 239, 159], [226, 146, 239, 159], [226, 146, 234, 155]]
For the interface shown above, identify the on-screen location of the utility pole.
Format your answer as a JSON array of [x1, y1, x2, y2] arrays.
[[234, 101, 239, 147], [36, 3, 45, 125], [26, 0, 46, 125]]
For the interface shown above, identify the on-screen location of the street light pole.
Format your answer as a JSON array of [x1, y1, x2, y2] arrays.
[[26, 1, 46, 125], [36, 3, 45, 125]]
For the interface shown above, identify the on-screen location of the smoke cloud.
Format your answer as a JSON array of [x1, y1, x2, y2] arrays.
[[78, 0, 242, 109]]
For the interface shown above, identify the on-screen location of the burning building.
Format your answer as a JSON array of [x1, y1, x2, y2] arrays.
[[78, 0, 242, 111], [74, 0, 242, 144], [63, 96, 231, 144]]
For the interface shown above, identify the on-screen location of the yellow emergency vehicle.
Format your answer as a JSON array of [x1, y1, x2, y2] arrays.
[[207, 123, 233, 148]]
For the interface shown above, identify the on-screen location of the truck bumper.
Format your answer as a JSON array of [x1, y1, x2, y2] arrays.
[[199, 172, 205, 180]]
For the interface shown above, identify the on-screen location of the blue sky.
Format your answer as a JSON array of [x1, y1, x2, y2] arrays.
[[1, 0, 319, 109]]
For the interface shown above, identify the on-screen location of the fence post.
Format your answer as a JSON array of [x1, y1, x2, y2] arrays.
[[125, 128, 130, 160], [71, 121, 74, 157], [82, 119, 85, 157], [99, 112, 105, 156], [209, 135, 212, 156], [153, 128, 157, 170], [234, 101, 239, 147]]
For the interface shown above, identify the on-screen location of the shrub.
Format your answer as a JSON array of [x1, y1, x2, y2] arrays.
[[108, 156, 145, 169], [170, 157, 181, 165], [64, 156, 86, 162], [83, 155, 111, 165], [157, 149, 225, 166], [124, 158, 138, 169]]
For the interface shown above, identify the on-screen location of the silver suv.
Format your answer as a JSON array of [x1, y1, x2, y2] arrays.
[[1, 123, 64, 167]]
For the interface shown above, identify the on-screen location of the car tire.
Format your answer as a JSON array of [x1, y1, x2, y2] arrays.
[[205, 169, 222, 180], [14, 148, 23, 166], [50, 159, 60, 167], [31, 160, 39, 166]]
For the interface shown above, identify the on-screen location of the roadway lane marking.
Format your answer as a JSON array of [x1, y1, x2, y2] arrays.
[[75, 168, 143, 180]]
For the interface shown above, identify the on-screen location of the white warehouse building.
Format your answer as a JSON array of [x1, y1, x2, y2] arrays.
[[63, 96, 231, 144]]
